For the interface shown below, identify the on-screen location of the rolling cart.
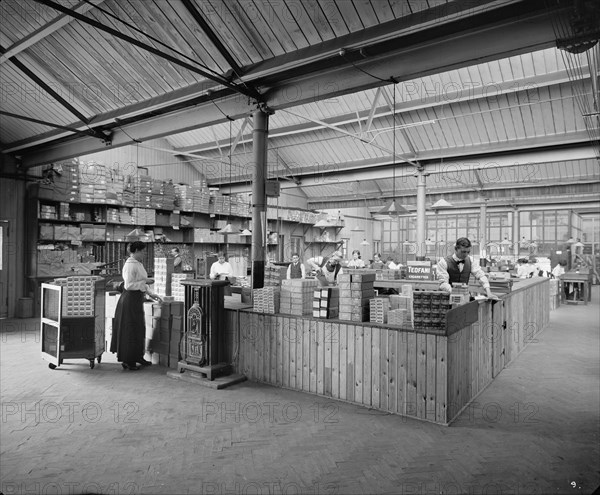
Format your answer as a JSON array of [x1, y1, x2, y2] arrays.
[[40, 276, 105, 369]]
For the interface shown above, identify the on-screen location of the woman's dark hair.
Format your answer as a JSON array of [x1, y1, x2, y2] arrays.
[[129, 241, 146, 253], [352, 249, 361, 257]]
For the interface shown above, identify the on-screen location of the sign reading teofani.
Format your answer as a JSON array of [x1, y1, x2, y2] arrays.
[[406, 261, 433, 280]]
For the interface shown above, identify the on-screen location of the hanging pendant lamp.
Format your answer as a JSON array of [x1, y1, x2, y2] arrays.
[[376, 85, 409, 218]]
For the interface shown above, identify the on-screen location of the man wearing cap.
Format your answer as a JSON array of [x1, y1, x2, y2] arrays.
[[307, 251, 344, 284], [437, 237, 498, 299]]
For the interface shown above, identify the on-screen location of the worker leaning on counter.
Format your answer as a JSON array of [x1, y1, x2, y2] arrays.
[[436, 237, 499, 300]]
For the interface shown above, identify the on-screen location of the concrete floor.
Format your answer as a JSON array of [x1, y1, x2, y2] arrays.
[[1, 289, 599, 495]]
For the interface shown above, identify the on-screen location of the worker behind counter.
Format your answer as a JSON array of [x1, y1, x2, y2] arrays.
[[209, 251, 232, 280], [436, 237, 499, 300], [306, 251, 344, 284]]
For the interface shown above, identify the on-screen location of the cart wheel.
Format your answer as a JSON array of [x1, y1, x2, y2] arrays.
[[48, 363, 57, 370], [89, 359, 95, 369], [97, 355, 102, 364], [59, 358, 63, 365]]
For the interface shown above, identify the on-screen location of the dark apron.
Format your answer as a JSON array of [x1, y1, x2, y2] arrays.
[[110, 290, 145, 364]]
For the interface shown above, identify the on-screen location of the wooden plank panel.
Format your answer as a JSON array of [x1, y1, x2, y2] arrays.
[[295, 318, 304, 392], [331, 322, 340, 399], [388, 329, 398, 414], [446, 331, 458, 421], [416, 333, 427, 420], [316, 320, 325, 395], [309, 317, 318, 393], [436, 337, 448, 424], [302, 318, 311, 392], [354, 324, 363, 403], [288, 317, 297, 389], [324, 321, 333, 396], [270, 313, 277, 383], [371, 326, 380, 409], [276, 315, 284, 386], [282, 316, 290, 387], [379, 328, 388, 411], [346, 324, 355, 402], [363, 325, 372, 406], [426, 333, 437, 422], [339, 321, 348, 401], [406, 332, 417, 418]]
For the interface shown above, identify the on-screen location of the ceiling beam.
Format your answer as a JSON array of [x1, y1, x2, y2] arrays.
[[0, 0, 105, 64], [33, 0, 261, 101]]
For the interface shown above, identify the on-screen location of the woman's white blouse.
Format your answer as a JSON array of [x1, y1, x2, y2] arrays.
[[122, 257, 149, 292]]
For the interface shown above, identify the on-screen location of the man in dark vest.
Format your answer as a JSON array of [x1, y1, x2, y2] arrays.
[[437, 237, 498, 299], [286, 252, 306, 279]]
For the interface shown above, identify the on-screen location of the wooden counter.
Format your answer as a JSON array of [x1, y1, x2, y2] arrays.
[[224, 278, 549, 425]]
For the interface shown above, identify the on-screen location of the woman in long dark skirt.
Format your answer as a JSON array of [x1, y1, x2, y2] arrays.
[[110, 241, 162, 370]]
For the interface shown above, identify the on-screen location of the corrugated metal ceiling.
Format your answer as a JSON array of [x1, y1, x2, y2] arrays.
[[0, 0, 598, 209]]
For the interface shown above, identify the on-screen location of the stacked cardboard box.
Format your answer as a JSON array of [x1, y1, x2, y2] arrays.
[[153, 257, 175, 298], [253, 287, 280, 314], [131, 208, 156, 226], [264, 264, 287, 287], [388, 309, 411, 327], [389, 294, 413, 327], [338, 270, 376, 322], [106, 207, 120, 223], [171, 273, 191, 302], [313, 287, 340, 319], [413, 290, 451, 331], [39, 204, 57, 219], [169, 302, 185, 367], [376, 269, 401, 280], [279, 279, 319, 316], [193, 181, 211, 212], [133, 175, 153, 208], [369, 297, 390, 324]]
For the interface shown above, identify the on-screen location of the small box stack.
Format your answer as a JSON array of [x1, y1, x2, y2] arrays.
[[387, 309, 411, 327], [253, 287, 280, 314], [175, 184, 195, 211], [169, 302, 184, 367], [134, 175, 153, 208], [338, 270, 376, 322], [106, 207, 120, 223], [488, 276, 513, 294], [171, 273, 191, 301], [313, 287, 340, 319], [153, 257, 175, 298], [279, 279, 319, 316], [39, 204, 57, 219], [132, 208, 156, 225], [58, 202, 70, 220], [193, 180, 211, 212], [369, 297, 390, 324], [413, 290, 451, 331], [105, 170, 124, 205], [162, 180, 176, 210], [264, 264, 286, 287]]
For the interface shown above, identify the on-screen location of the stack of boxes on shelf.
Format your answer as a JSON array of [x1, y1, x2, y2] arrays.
[[134, 175, 154, 208], [369, 297, 390, 324], [279, 279, 318, 316], [174, 184, 194, 211], [153, 257, 174, 298], [264, 264, 287, 287], [413, 290, 451, 332], [313, 287, 339, 319], [193, 180, 211, 213], [253, 287, 280, 314], [338, 270, 376, 322], [106, 169, 124, 205]]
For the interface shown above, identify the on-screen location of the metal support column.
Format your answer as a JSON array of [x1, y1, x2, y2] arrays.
[[251, 109, 269, 288], [415, 169, 428, 260], [479, 198, 488, 258]]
